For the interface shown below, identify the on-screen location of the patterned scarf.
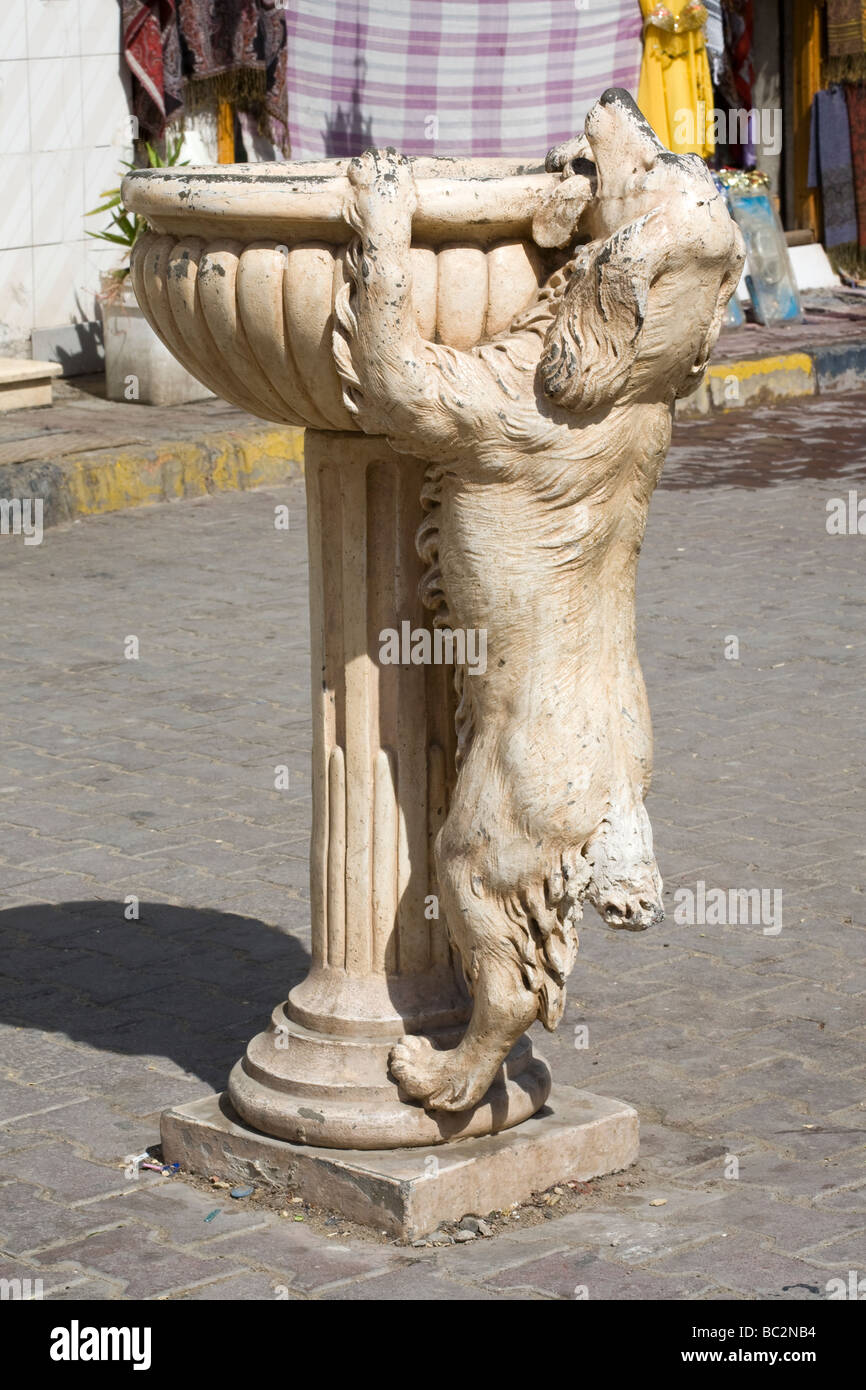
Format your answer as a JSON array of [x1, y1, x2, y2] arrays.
[[720, 0, 754, 165], [826, 1, 866, 83], [121, 1, 184, 142], [845, 83, 866, 250], [177, 0, 289, 154], [121, 1, 289, 153]]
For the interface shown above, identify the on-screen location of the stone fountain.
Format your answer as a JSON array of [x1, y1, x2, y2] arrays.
[[123, 89, 744, 1238]]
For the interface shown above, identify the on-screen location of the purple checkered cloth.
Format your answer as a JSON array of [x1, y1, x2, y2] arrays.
[[285, 0, 643, 161]]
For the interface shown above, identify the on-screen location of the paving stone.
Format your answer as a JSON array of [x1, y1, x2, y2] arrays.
[[6, 1097, 159, 1163], [814, 1181, 866, 1213], [171, 1271, 303, 1300], [681, 1150, 866, 1202], [0, 1179, 113, 1258], [0, 1253, 70, 1296], [43, 1275, 124, 1299], [711, 1099, 866, 1160], [200, 1225, 396, 1292], [483, 1250, 709, 1300], [0, 1143, 150, 1203], [34, 1225, 243, 1300], [323, 1269, 502, 1300], [0, 1077, 88, 1124], [421, 1231, 579, 1280], [79, 1182, 272, 1246], [0, 1029, 107, 1085], [796, 1230, 866, 1267], [77, 1068, 210, 1119], [647, 1233, 843, 1298], [681, 1187, 866, 1255]]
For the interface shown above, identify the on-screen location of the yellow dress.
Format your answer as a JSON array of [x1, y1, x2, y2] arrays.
[[638, 0, 715, 158]]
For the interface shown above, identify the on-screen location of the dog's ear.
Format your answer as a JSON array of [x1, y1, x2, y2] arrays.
[[540, 211, 671, 412]]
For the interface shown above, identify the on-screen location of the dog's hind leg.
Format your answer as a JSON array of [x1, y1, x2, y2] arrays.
[[390, 952, 539, 1113], [389, 843, 583, 1112]]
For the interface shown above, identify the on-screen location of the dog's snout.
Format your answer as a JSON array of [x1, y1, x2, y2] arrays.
[[598, 87, 643, 118]]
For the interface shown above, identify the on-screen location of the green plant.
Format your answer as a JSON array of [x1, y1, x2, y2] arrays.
[[86, 135, 188, 283]]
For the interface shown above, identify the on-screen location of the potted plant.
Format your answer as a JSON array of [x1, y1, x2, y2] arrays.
[[87, 137, 213, 406]]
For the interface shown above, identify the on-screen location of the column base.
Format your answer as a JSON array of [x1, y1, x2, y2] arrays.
[[161, 1086, 639, 1240], [227, 1000, 551, 1148]]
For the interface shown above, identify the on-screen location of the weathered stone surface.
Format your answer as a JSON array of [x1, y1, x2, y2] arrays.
[[128, 88, 742, 1152], [162, 1086, 638, 1239], [0, 357, 62, 411]]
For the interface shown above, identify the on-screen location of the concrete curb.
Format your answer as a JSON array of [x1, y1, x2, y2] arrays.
[[4, 336, 866, 527], [677, 339, 866, 418], [0, 424, 305, 529]]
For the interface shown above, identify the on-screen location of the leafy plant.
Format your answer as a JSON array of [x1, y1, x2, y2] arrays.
[[86, 135, 188, 283]]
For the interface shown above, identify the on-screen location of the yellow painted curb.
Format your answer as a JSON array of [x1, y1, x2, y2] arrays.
[[4, 425, 306, 526], [707, 352, 815, 383], [676, 351, 818, 417]]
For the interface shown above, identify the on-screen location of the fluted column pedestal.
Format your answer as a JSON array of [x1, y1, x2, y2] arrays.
[[227, 432, 550, 1149]]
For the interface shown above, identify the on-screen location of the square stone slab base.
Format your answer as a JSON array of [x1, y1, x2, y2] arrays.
[[0, 357, 63, 411], [161, 1086, 639, 1240]]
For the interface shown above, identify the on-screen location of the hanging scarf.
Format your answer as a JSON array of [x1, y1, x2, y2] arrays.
[[726, 0, 754, 110], [177, 0, 289, 154], [722, 0, 755, 166], [121, 0, 183, 142], [845, 83, 866, 249], [826, 1, 866, 83], [808, 86, 858, 249]]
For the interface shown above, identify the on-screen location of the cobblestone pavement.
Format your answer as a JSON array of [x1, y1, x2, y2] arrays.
[[0, 394, 864, 1302]]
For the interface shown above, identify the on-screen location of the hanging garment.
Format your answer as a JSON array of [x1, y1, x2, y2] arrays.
[[637, 0, 715, 156], [845, 84, 866, 250], [826, 1, 866, 84], [121, 0, 183, 142], [177, 0, 289, 155], [703, 0, 727, 87], [726, 0, 754, 108], [283, 0, 643, 161], [724, 0, 755, 167], [809, 87, 858, 248], [121, 1, 289, 152]]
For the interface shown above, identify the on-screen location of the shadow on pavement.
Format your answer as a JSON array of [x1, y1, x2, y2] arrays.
[[0, 898, 310, 1091]]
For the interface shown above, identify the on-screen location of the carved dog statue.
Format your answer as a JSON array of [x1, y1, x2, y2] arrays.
[[333, 88, 745, 1112]]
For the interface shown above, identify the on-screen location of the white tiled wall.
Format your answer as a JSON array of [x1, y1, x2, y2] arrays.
[[0, 0, 133, 354]]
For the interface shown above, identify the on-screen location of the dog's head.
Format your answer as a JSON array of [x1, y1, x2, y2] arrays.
[[537, 89, 745, 412]]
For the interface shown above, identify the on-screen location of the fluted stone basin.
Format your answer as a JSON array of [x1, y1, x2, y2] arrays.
[[122, 160, 558, 429]]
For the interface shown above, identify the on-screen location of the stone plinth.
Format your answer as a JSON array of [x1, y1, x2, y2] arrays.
[[162, 1086, 639, 1240], [0, 357, 62, 411]]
